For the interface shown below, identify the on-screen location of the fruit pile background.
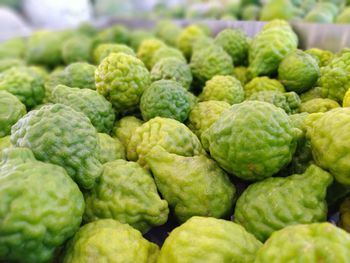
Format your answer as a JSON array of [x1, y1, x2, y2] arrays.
[[2, 1, 350, 261]]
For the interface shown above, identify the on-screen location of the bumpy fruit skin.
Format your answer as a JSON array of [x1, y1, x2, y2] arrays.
[[255, 223, 350, 263], [50, 85, 115, 133], [26, 31, 64, 67], [98, 133, 125, 164], [343, 88, 350, 107], [0, 148, 84, 263], [63, 219, 159, 263], [155, 21, 182, 47], [278, 50, 320, 93], [151, 57, 192, 90], [248, 20, 298, 77], [62, 35, 93, 64], [113, 116, 143, 149], [140, 80, 192, 122], [0, 90, 26, 137], [300, 86, 323, 102], [0, 58, 25, 72], [158, 216, 262, 263], [244, 76, 285, 98], [187, 100, 230, 139], [146, 146, 235, 222], [93, 43, 135, 64], [84, 159, 168, 233], [129, 30, 155, 51], [233, 66, 249, 85], [0, 136, 11, 161], [305, 108, 350, 185], [150, 46, 186, 68], [95, 53, 151, 113], [319, 52, 350, 102], [11, 104, 102, 189], [137, 38, 166, 69], [0, 38, 25, 59], [202, 101, 298, 180], [215, 28, 249, 66], [300, 98, 340, 113], [0, 67, 45, 108], [248, 91, 301, 114], [127, 117, 204, 167], [235, 165, 332, 241], [176, 25, 206, 59], [199, 75, 244, 105], [305, 48, 333, 67], [190, 43, 234, 86]]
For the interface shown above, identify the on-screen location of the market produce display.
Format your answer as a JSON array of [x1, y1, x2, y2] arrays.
[[1, 15, 350, 262]]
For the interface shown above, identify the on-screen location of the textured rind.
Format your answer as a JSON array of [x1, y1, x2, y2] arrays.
[[202, 101, 298, 180], [244, 76, 285, 98], [0, 67, 45, 108], [93, 43, 135, 64], [234, 165, 332, 241], [151, 57, 192, 90], [129, 30, 155, 51], [11, 104, 102, 189], [300, 86, 324, 102], [300, 98, 340, 113], [305, 108, 350, 185], [50, 85, 115, 133], [215, 28, 249, 66], [319, 52, 350, 102], [176, 25, 206, 59], [127, 117, 204, 167], [305, 48, 333, 67], [278, 50, 320, 94], [140, 80, 192, 122], [233, 66, 249, 86], [0, 136, 11, 161], [84, 159, 169, 233], [145, 146, 235, 222], [199, 75, 244, 105], [0, 90, 26, 137], [255, 223, 350, 263], [248, 20, 298, 77], [63, 219, 159, 263], [343, 88, 350, 107], [190, 43, 234, 86], [95, 53, 150, 113], [0, 58, 25, 72], [187, 100, 230, 139], [0, 38, 25, 59], [157, 216, 262, 263], [155, 21, 181, 47], [137, 38, 166, 70], [150, 46, 186, 68], [0, 148, 84, 263], [248, 91, 301, 115], [97, 133, 125, 164], [113, 116, 144, 149], [62, 35, 93, 64]]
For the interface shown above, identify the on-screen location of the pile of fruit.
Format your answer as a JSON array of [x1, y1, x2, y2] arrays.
[[1, 19, 350, 262]]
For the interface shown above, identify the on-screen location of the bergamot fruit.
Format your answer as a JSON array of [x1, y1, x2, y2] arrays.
[[278, 50, 320, 93], [145, 146, 235, 222], [11, 103, 102, 189], [234, 165, 332, 241], [63, 219, 159, 263], [93, 43, 135, 64], [97, 133, 125, 164], [340, 197, 350, 233], [0, 38, 25, 59], [129, 30, 155, 51], [214, 28, 249, 66], [155, 20, 182, 47], [0, 136, 11, 161], [0, 58, 25, 72], [300, 86, 324, 102], [95, 53, 150, 114], [140, 80, 192, 122], [305, 108, 350, 185], [0, 147, 84, 263], [50, 85, 115, 133], [93, 25, 129, 46], [157, 216, 262, 263], [84, 159, 169, 233], [244, 76, 285, 98], [176, 25, 207, 59], [0, 90, 26, 137], [199, 75, 244, 105], [300, 98, 340, 113], [61, 35, 93, 64], [233, 66, 249, 85], [113, 116, 143, 149], [201, 101, 299, 180], [305, 48, 333, 67], [150, 46, 186, 69], [255, 223, 350, 262], [248, 20, 298, 77], [151, 57, 192, 90], [0, 66, 45, 109], [137, 38, 166, 69], [127, 117, 204, 167], [187, 100, 230, 139], [343, 88, 350, 107]]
